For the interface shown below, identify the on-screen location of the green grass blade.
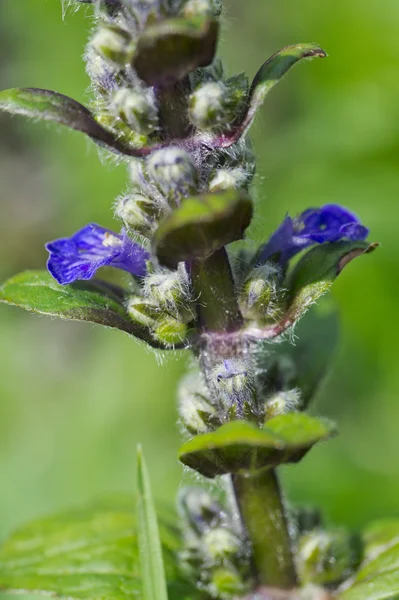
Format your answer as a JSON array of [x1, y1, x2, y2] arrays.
[[136, 445, 169, 600]]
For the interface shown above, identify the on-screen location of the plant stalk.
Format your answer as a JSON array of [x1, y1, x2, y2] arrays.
[[191, 247, 243, 331], [232, 469, 297, 589]]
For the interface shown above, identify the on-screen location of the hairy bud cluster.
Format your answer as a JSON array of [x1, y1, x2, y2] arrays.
[[183, 0, 222, 17], [179, 487, 251, 599], [239, 264, 281, 323], [126, 264, 195, 347], [146, 147, 199, 205], [178, 371, 220, 435], [188, 75, 248, 131], [109, 87, 159, 134], [264, 388, 301, 421], [210, 358, 258, 421]]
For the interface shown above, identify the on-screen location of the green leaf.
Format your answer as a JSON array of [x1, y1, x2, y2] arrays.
[[178, 413, 336, 478], [0, 88, 148, 157], [339, 521, 399, 599], [136, 446, 169, 600], [256, 301, 340, 408], [211, 44, 326, 147], [133, 17, 219, 85], [0, 270, 162, 348], [0, 496, 199, 600], [153, 190, 253, 269]]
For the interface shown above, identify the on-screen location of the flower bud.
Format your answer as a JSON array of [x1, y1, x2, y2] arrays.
[[183, 0, 216, 17], [179, 373, 218, 435], [110, 87, 159, 134], [297, 529, 363, 586], [212, 359, 255, 416], [239, 264, 280, 321], [209, 568, 245, 600], [189, 75, 247, 131], [203, 527, 241, 562], [91, 25, 133, 66], [208, 168, 248, 192], [179, 487, 223, 535], [144, 265, 194, 321], [264, 389, 301, 421], [126, 297, 158, 328], [152, 314, 189, 347], [115, 193, 158, 235], [146, 147, 198, 204]]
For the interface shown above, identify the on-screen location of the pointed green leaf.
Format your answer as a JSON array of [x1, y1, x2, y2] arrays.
[[0, 88, 149, 157], [211, 44, 326, 147], [178, 414, 336, 478], [153, 190, 253, 268], [0, 270, 162, 348], [133, 17, 219, 85], [136, 446, 169, 600], [284, 241, 378, 323], [339, 521, 399, 599]]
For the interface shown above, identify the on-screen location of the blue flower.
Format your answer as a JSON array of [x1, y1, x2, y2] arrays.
[[257, 204, 369, 265], [46, 223, 149, 285]]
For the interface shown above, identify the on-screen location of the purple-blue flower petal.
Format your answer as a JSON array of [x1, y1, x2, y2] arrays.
[[46, 223, 149, 285], [257, 204, 369, 265]]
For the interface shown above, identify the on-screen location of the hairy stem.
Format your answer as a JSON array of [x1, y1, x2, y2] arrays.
[[232, 469, 297, 589], [191, 247, 243, 331]]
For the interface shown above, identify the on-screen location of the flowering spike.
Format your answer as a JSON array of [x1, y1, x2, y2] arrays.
[[46, 224, 149, 285]]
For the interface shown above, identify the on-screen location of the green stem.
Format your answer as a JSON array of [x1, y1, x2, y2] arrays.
[[156, 78, 192, 140], [232, 469, 297, 589], [191, 247, 243, 331]]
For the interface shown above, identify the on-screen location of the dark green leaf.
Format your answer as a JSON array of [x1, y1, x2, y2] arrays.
[[339, 520, 399, 599], [0, 88, 149, 157], [153, 190, 253, 268], [133, 17, 219, 85], [136, 447, 168, 600], [0, 270, 162, 348], [0, 496, 200, 600], [178, 414, 336, 478], [256, 301, 340, 408]]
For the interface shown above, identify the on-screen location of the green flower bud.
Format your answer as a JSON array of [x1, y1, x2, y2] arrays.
[[126, 297, 158, 328], [189, 75, 248, 131], [297, 529, 363, 587], [178, 373, 218, 435], [183, 0, 215, 17], [211, 358, 256, 419], [179, 487, 223, 535], [203, 527, 241, 562], [109, 87, 159, 134], [209, 567, 245, 600], [264, 389, 301, 421], [91, 25, 133, 66], [208, 168, 248, 192], [144, 265, 194, 321], [152, 314, 189, 347], [239, 264, 280, 321], [146, 147, 198, 204], [115, 193, 158, 236], [188, 81, 228, 130]]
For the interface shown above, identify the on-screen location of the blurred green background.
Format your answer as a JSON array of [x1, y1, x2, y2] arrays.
[[0, 0, 398, 541]]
